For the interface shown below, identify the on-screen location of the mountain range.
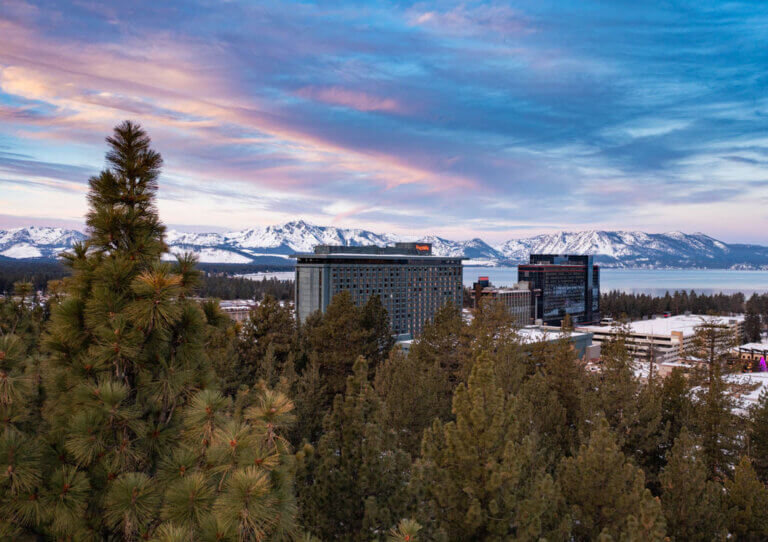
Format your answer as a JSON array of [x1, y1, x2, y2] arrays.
[[2, 222, 768, 269]]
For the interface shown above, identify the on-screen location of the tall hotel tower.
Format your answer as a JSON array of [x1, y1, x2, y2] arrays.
[[292, 243, 463, 337], [518, 254, 600, 326]]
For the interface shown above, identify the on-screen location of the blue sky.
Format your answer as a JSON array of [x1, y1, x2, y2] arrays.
[[1, 0, 767, 243]]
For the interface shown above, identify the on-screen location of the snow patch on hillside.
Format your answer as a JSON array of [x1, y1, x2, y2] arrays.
[[1, 244, 43, 258]]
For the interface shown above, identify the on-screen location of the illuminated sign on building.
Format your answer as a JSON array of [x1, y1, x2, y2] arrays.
[[415, 244, 430, 252]]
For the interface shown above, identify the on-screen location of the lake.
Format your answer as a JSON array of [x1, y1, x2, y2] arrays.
[[464, 267, 768, 296], [242, 267, 768, 296]]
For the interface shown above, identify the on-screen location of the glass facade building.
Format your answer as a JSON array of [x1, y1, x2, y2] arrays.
[[518, 254, 600, 326], [292, 243, 463, 336]]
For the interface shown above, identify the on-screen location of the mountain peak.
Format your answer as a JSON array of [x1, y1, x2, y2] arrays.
[[1, 223, 766, 269]]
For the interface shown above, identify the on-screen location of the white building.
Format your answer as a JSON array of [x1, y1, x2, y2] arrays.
[[577, 314, 744, 364]]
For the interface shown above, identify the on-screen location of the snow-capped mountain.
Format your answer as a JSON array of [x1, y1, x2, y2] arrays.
[[419, 235, 504, 266], [495, 230, 768, 268], [2, 222, 768, 269], [0, 227, 87, 259], [164, 221, 402, 264]]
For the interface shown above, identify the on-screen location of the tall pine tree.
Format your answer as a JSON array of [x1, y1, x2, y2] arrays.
[[558, 419, 666, 541], [748, 389, 768, 483], [416, 355, 571, 541], [11, 121, 299, 539], [296, 357, 411, 540], [660, 430, 725, 541], [744, 294, 762, 343], [687, 320, 742, 480], [723, 457, 768, 540]]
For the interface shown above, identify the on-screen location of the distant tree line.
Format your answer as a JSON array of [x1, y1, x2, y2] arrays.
[[196, 262, 293, 275], [0, 259, 293, 300], [201, 275, 293, 301], [601, 290, 753, 319], [602, 290, 768, 343], [0, 259, 67, 293]]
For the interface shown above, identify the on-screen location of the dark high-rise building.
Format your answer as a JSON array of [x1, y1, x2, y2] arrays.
[[291, 242, 463, 337], [517, 254, 600, 326]]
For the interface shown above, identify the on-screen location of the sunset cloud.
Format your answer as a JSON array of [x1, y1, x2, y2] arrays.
[[297, 86, 405, 114], [0, 0, 767, 243]]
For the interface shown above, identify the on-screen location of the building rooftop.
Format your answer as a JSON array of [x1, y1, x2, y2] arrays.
[[737, 342, 768, 350], [291, 252, 463, 260], [481, 286, 530, 294], [517, 325, 591, 344], [291, 242, 464, 260], [578, 314, 744, 337]]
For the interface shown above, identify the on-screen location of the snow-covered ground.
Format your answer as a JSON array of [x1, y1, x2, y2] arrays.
[[725, 372, 768, 413], [164, 246, 254, 264], [1, 244, 43, 258], [238, 271, 295, 281]]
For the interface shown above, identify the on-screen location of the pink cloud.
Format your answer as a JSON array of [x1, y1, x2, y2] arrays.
[[296, 86, 405, 114], [0, 14, 482, 221]]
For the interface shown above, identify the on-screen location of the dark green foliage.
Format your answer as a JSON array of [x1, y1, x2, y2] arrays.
[[660, 430, 726, 541], [0, 259, 69, 294], [601, 290, 748, 320], [237, 294, 297, 389], [300, 291, 369, 401], [360, 295, 395, 367], [300, 291, 394, 404], [660, 367, 694, 447], [588, 333, 669, 491], [748, 390, 768, 483], [416, 356, 571, 541], [558, 419, 667, 541], [723, 457, 768, 541], [687, 321, 742, 480], [200, 274, 293, 301], [537, 338, 587, 454], [745, 294, 762, 342], [374, 347, 452, 456], [296, 358, 411, 541], [408, 303, 466, 387]]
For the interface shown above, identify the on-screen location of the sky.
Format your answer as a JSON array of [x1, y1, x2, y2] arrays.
[[1, 0, 767, 244]]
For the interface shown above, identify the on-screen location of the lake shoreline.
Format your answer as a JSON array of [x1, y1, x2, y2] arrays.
[[464, 266, 768, 296], [237, 267, 768, 297]]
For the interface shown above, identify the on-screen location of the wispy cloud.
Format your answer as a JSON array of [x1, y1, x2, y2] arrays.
[[0, 0, 767, 242]]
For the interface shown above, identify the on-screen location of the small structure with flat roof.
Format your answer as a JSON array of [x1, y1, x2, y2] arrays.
[[577, 314, 744, 364]]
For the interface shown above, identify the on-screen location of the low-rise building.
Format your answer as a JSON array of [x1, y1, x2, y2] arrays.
[[517, 325, 595, 359], [734, 341, 768, 371], [471, 276, 532, 326], [218, 299, 258, 322], [577, 314, 745, 364]]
